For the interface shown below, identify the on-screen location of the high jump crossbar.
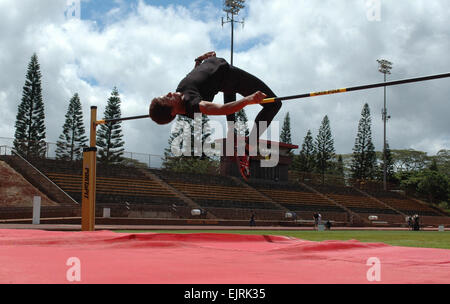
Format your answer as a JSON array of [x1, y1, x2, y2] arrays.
[[261, 72, 450, 104], [89, 72, 450, 125], [95, 114, 150, 125]]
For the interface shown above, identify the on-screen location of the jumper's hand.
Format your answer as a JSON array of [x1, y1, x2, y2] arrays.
[[245, 91, 267, 105]]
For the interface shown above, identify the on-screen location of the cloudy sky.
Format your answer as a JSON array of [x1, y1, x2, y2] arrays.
[[1, 0, 449, 164]]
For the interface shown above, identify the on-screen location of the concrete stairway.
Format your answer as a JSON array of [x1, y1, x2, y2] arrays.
[[1, 154, 79, 207]]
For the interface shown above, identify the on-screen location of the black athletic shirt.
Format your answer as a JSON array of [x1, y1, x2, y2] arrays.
[[176, 57, 229, 119]]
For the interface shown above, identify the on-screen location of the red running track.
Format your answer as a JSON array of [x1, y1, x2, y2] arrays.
[[0, 229, 449, 284]]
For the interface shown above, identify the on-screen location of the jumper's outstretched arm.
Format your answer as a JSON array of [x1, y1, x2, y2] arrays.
[[199, 91, 267, 116]]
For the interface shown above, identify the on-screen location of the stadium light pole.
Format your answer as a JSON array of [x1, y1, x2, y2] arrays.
[[222, 0, 245, 66], [377, 59, 393, 191], [222, 0, 245, 142]]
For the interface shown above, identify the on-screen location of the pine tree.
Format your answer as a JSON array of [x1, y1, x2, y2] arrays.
[[376, 141, 395, 183], [351, 103, 377, 180], [97, 87, 125, 165], [14, 53, 46, 158], [315, 115, 335, 183], [55, 93, 87, 161], [336, 155, 345, 177], [280, 112, 292, 144], [293, 130, 315, 173], [193, 113, 213, 159], [163, 115, 190, 170], [235, 109, 249, 138], [163, 114, 215, 173]]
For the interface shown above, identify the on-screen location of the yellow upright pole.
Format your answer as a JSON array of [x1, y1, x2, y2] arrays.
[[81, 106, 98, 231]]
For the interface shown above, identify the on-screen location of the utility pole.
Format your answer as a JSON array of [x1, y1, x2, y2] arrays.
[[377, 59, 393, 191]]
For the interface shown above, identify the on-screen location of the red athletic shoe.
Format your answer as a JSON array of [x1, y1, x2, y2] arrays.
[[238, 155, 251, 181]]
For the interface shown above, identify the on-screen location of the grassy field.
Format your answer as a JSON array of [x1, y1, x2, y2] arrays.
[[114, 230, 450, 249]]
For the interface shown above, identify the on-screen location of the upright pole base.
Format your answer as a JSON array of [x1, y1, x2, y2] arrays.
[[82, 147, 97, 231]]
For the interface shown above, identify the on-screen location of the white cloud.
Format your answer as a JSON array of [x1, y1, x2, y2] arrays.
[[0, 0, 449, 160]]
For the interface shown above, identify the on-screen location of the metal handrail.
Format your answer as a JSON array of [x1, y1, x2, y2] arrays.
[[10, 150, 80, 205]]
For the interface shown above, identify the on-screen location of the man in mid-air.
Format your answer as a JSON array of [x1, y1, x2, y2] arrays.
[[150, 51, 282, 180]]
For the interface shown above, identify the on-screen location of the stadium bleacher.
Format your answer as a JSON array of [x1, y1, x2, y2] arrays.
[[27, 159, 186, 209], [363, 189, 442, 216], [2, 156, 448, 226]]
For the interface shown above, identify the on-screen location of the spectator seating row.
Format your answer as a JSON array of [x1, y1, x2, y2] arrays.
[[307, 184, 400, 214], [375, 197, 439, 216], [325, 193, 398, 214], [420, 216, 450, 226], [278, 202, 344, 213], [195, 199, 281, 211], [167, 182, 279, 208], [150, 169, 240, 187], [363, 189, 440, 216], [257, 188, 345, 213], [30, 158, 148, 180], [249, 179, 314, 193], [204, 207, 285, 221], [45, 173, 182, 206]]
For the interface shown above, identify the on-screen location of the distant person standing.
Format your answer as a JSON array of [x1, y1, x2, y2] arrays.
[[407, 216, 413, 231], [413, 214, 420, 231], [313, 212, 319, 230], [249, 212, 256, 227], [325, 220, 332, 230]]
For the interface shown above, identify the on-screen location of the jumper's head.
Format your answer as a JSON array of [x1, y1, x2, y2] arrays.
[[149, 92, 181, 125]]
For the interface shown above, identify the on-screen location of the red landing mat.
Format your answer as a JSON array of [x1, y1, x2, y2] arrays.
[[0, 229, 449, 284]]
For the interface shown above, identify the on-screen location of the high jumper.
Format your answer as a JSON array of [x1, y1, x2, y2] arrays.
[[149, 51, 282, 180]]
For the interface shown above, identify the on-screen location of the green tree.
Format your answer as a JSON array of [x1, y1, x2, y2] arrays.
[[235, 109, 249, 138], [429, 158, 439, 171], [14, 53, 46, 158], [163, 114, 217, 174], [195, 113, 213, 159], [164, 115, 191, 164], [376, 142, 396, 183], [280, 112, 292, 144], [315, 115, 335, 183], [400, 170, 449, 204], [293, 129, 315, 173], [433, 149, 450, 177], [55, 93, 87, 161], [331, 154, 345, 178], [417, 170, 448, 204], [391, 149, 429, 173], [97, 87, 125, 165], [351, 103, 376, 180]]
